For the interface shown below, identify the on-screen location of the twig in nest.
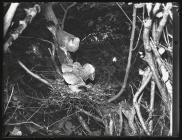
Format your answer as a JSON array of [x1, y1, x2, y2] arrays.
[[47, 112, 78, 129], [18, 60, 52, 88], [4, 85, 15, 114], [26, 104, 44, 121], [75, 106, 103, 123]]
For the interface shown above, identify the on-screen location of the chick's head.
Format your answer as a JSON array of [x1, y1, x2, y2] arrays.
[[82, 64, 95, 81]]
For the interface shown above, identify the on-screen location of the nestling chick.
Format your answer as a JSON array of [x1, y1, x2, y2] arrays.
[[62, 62, 95, 81], [62, 72, 85, 86], [61, 62, 95, 93], [62, 72, 85, 93]]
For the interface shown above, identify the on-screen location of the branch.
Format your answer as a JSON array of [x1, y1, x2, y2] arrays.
[[3, 4, 41, 53], [143, 18, 170, 114], [133, 71, 152, 136], [148, 80, 155, 133], [44, 2, 58, 25], [4, 3, 20, 37], [155, 3, 172, 43], [18, 60, 52, 88], [6, 121, 44, 130], [132, 23, 143, 51], [61, 2, 77, 29], [108, 5, 137, 103], [116, 2, 132, 24], [48, 48, 62, 76], [4, 85, 15, 114], [118, 103, 123, 134], [75, 106, 103, 123]]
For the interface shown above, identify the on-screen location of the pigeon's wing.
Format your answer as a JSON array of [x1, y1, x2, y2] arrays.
[[61, 64, 73, 73], [62, 72, 84, 85]]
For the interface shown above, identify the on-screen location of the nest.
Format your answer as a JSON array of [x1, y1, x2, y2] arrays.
[[48, 76, 113, 106]]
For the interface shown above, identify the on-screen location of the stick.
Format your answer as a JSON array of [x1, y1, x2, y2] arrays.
[[133, 72, 152, 135], [108, 5, 137, 103], [4, 3, 20, 37], [18, 60, 52, 87]]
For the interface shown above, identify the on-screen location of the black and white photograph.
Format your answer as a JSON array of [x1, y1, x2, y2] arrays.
[[2, 2, 179, 137]]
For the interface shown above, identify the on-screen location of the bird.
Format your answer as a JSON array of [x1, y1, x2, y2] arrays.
[[61, 62, 82, 73], [62, 72, 85, 86], [62, 72, 85, 93], [62, 62, 95, 81], [61, 62, 95, 93], [47, 25, 80, 55]]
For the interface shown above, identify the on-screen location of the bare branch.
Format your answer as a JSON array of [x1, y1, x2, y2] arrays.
[[143, 18, 170, 114], [108, 5, 137, 103], [116, 2, 132, 24], [132, 23, 143, 51], [18, 60, 52, 88], [61, 2, 77, 29], [4, 3, 20, 37], [148, 80, 155, 133], [75, 106, 103, 123], [133, 71, 152, 135]]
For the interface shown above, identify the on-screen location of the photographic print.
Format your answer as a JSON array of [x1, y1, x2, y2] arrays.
[[2, 2, 179, 137]]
